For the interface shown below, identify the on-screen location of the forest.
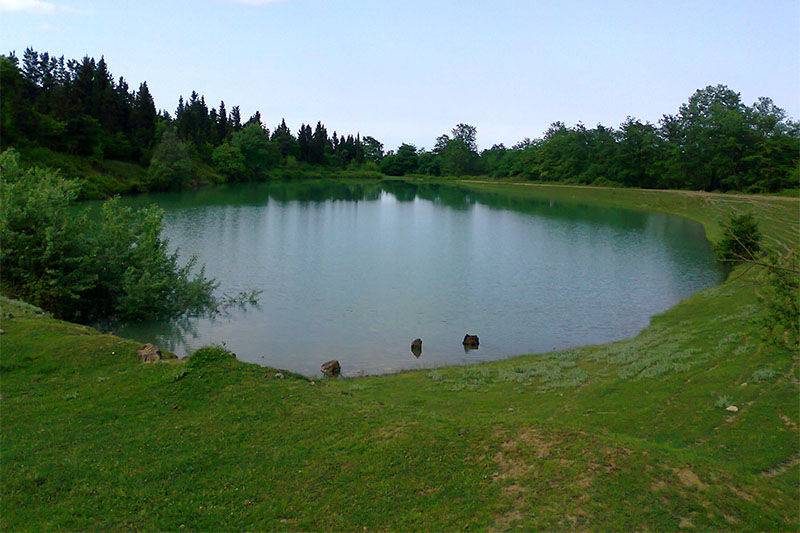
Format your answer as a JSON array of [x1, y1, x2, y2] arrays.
[[2, 48, 798, 194]]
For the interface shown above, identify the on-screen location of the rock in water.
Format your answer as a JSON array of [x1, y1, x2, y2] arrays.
[[726, 405, 739, 412], [411, 338, 422, 358], [462, 334, 480, 349], [137, 343, 162, 363], [321, 360, 341, 377]]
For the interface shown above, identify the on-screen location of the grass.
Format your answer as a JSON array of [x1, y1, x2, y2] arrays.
[[16, 146, 151, 199], [1, 182, 798, 530], [13, 146, 386, 200]]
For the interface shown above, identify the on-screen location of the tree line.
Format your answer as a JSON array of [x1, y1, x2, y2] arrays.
[[1, 48, 383, 190], [383, 89, 799, 193], [2, 48, 798, 193]]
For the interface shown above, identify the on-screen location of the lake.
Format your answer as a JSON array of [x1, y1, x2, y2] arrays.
[[116, 180, 724, 376]]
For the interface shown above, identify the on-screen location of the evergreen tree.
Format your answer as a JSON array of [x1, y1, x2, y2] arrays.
[[217, 100, 229, 141], [310, 121, 328, 164], [271, 118, 294, 158], [229, 105, 242, 132], [131, 81, 157, 152], [297, 123, 312, 162]]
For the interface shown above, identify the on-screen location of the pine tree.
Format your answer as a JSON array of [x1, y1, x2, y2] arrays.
[[217, 100, 229, 141], [297, 123, 312, 162], [131, 82, 157, 150], [271, 118, 294, 158], [229, 106, 242, 132]]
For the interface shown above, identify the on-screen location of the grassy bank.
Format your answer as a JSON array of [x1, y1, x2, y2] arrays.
[[13, 146, 385, 200], [2, 183, 798, 530]]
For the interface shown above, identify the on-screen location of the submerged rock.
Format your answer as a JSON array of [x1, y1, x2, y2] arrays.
[[411, 338, 422, 358], [137, 343, 162, 363], [462, 334, 480, 349], [321, 360, 341, 377]]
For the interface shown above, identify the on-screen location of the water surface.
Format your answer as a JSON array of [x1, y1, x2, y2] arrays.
[[117, 180, 724, 376]]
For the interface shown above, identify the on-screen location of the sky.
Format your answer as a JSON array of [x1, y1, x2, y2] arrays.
[[2, 0, 799, 150]]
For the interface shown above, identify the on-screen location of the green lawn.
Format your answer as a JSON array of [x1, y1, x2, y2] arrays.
[[2, 182, 798, 530]]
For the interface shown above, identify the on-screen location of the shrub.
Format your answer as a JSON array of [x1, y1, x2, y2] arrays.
[[715, 212, 761, 263], [752, 367, 776, 382], [187, 345, 234, 369], [715, 395, 732, 408], [1, 149, 217, 323], [757, 250, 799, 349]]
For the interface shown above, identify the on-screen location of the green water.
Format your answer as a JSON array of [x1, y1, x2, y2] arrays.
[[116, 180, 724, 377]]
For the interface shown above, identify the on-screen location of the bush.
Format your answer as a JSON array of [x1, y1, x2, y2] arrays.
[[187, 345, 235, 369], [715, 395, 732, 408], [752, 367, 776, 382], [757, 250, 799, 349], [715, 212, 761, 262], [1, 149, 217, 323]]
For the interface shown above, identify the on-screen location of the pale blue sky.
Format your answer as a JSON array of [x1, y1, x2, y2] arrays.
[[2, 0, 798, 150]]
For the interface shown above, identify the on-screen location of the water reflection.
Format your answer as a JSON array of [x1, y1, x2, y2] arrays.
[[114, 178, 724, 376]]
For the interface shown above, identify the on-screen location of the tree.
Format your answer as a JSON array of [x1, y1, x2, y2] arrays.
[[451, 123, 478, 152], [130, 81, 157, 152], [0, 56, 25, 147], [417, 149, 441, 176], [714, 212, 761, 263], [380, 143, 418, 175], [662, 85, 751, 191], [211, 142, 246, 182], [362, 135, 384, 163], [437, 124, 480, 176], [310, 121, 329, 164], [229, 105, 242, 132], [616, 118, 662, 188], [231, 122, 279, 179], [271, 118, 294, 158], [296, 124, 312, 162], [148, 128, 192, 190]]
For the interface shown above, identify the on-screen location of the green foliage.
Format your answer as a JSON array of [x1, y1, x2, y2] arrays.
[[187, 344, 234, 369], [2, 49, 376, 191], [436, 124, 481, 176], [0, 56, 24, 147], [757, 250, 799, 349], [0, 149, 216, 322], [93, 198, 218, 321], [468, 86, 798, 192], [231, 123, 279, 179], [751, 367, 776, 382], [0, 149, 89, 316], [715, 395, 732, 408], [361, 135, 384, 163], [211, 141, 246, 182], [147, 128, 192, 190], [1, 184, 798, 531], [380, 143, 419, 175], [6, 48, 798, 194], [714, 212, 761, 262]]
